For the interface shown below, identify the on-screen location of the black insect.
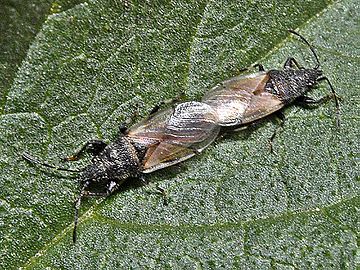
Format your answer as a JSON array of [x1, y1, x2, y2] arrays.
[[23, 30, 339, 243], [23, 101, 221, 243], [202, 30, 340, 128]]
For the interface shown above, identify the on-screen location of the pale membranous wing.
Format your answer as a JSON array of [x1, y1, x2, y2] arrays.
[[202, 72, 284, 126], [127, 101, 220, 173]]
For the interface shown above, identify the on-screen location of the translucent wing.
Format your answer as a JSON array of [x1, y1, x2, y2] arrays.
[[240, 91, 285, 123], [127, 108, 170, 147], [127, 101, 220, 173], [202, 72, 284, 125]]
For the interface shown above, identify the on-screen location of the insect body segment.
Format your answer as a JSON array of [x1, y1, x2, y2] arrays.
[[202, 72, 285, 126], [265, 68, 323, 104], [81, 137, 140, 184], [23, 30, 339, 243], [128, 101, 220, 173], [201, 31, 339, 128]]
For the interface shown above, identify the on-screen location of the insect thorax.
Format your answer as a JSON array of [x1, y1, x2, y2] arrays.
[[265, 69, 322, 104], [81, 137, 140, 184]]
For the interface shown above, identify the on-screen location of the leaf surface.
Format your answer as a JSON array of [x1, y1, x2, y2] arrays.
[[0, 0, 358, 269]]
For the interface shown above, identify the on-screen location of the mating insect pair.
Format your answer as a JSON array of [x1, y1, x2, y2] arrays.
[[23, 30, 340, 243]]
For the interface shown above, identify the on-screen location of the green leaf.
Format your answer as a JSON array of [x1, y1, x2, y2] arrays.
[[1, 0, 359, 269], [0, 0, 86, 114]]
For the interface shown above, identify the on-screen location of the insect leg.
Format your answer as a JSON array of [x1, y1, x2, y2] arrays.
[[139, 174, 168, 205], [73, 186, 110, 243], [295, 95, 334, 107], [73, 180, 120, 243], [118, 101, 144, 135], [64, 140, 107, 161], [83, 191, 110, 197], [232, 125, 249, 132], [138, 173, 149, 186], [84, 181, 121, 197], [119, 122, 129, 135], [269, 111, 286, 153], [149, 93, 185, 115], [283, 57, 303, 69], [253, 64, 265, 72], [156, 186, 168, 206], [317, 76, 341, 127]]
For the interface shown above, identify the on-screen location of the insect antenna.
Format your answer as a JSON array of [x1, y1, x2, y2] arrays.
[[289, 30, 340, 126], [22, 152, 82, 173], [288, 29, 320, 69]]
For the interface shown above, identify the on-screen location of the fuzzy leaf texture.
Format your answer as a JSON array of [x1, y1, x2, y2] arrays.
[[0, 0, 359, 269]]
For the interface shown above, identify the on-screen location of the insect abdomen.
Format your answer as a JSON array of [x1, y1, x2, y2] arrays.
[[165, 101, 219, 143], [128, 101, 220, 173], [202, 72, 284, 126]]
